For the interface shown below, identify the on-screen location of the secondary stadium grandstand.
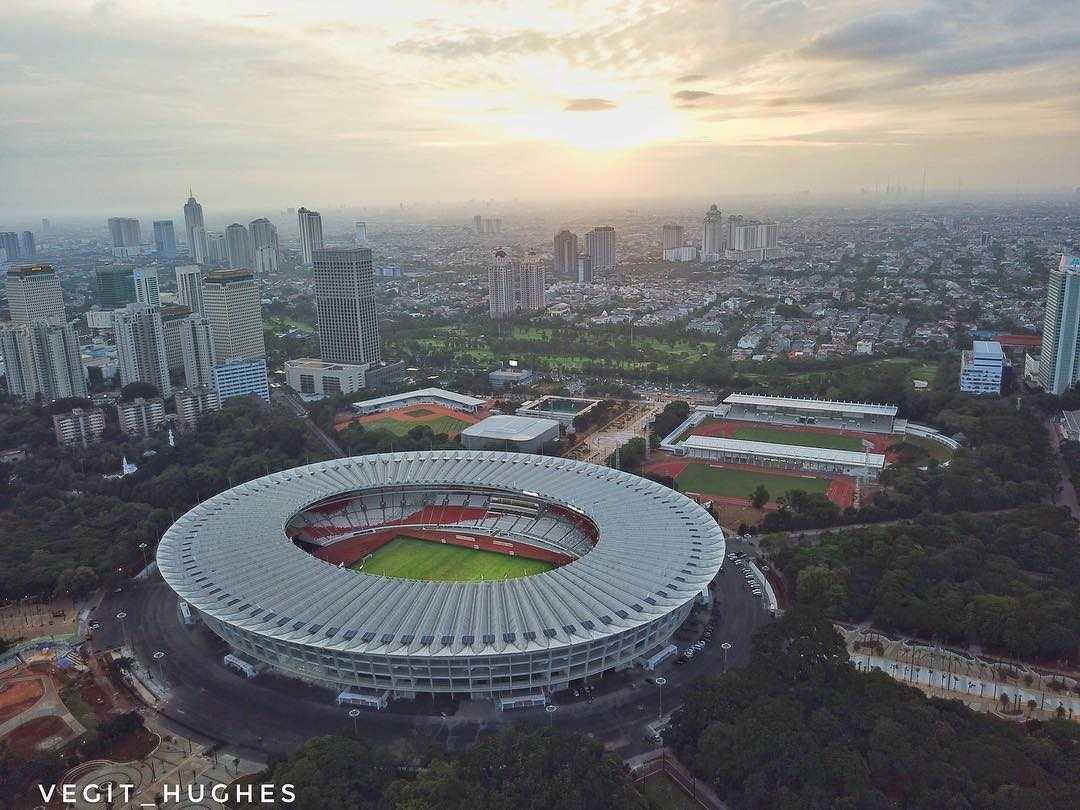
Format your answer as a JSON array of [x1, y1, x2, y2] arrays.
[[680, 435, 885, 478], [351, 387, 485, 416], [156, 451, 724, 708], [722, 393, 898, 434]]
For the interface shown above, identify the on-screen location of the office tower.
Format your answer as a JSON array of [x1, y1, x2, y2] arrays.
[[206, 232, 228, 266], [6, 264, 65, 325], [212, 358, 269, 403], [585, 226, 616, 274], [183, 193, 208, 264], [520, 251, 546, 311], [153, 220, 177, 257], [116, 397, 166, 437], [960, 341, 1005, 395], [176, 265, 205, 315], [179, 314, 215, 388], [0, 232, 19, 263], [96, 264, 137, 309], [249, 218, 280, 276], [661, 224, 684, 251], [160, 303, 192, 371], [553, 230, 578, 277], [173, 385, 220, 431], [52, 408, 106, 447], [576, 253, 593, 284], [1037, 255, 1080, 394], [297, 207, 324, 266], [0, 321, 87, 402], [354, 221, 368, 246], [41, 218, 49, 233], [202, 268, 265, 363], [488, 249, 516, 318], [112, 303, 173, 398], [133, 267, 161, 307], [18, 231, 35, 260], [473, 215, 483, 233], [107, 217, 141, 248], [225, 223, 252, 269], [312, 247, 381, 365], [702, 204, 723, 261]]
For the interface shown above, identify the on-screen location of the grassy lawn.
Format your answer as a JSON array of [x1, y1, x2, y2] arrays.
[[353, 536, 553, 581], [363, 414, 471, 437], [895, 434, 954, 462], [638, 773, 703, 810], [676, 463, 831, 500], [729, 424, 865, 451], [267, 315, 314, 331]]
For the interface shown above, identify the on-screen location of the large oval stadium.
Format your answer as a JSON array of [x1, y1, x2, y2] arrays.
[[156, 451, 725, 707]]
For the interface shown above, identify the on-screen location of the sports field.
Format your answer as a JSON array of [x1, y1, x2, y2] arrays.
[[676, 463, 832, 500], [692, 418, 866, 451], [352, 536, 553, 581], [362, 414, 471, 437]]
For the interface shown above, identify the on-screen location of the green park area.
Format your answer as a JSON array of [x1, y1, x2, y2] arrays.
[[351, 536, 554, 581], [361, 414, 472, 437], [675, 463, 832, 501]]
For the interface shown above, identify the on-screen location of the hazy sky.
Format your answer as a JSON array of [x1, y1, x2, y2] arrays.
[[2, 0, 1079, 216]]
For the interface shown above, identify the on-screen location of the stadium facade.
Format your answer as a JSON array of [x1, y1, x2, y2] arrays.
[[157, 451, 724, 708]]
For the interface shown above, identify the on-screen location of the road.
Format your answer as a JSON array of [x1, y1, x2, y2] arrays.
[[1045, 418, 1080, 520], [271, 387, 346, 458], [89, 555, 768, 762]]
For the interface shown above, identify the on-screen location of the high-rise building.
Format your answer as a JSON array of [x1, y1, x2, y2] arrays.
[[0, 232, 19, 263], [18, 231, 35, 260], [297, 207, 324, 266], [183, 193, 208, 264], [702, 204, 723, 261], [0, 321, 86, 402], [41, 218, 49, 233], [112, 303, 172, 398], [153, 220, 177, 257], [133, 267, 161, 307], [473, 215, 483, 233], [174, 385, 220, 432], [1037, 255, 1080, 395], [206, 232, 228, 266], [96, 264, 136, 309], [225, 223, 252, 269], [176, 265, 205, 315], [724, 218, 780, 261], [249, 218, 280, 276], [960, 341, 1005, 395], [116, 397, 166, 437], [520, 251, 546, 312], [213, 357, 269, 403], [160, 303, 193, 372], [355, 221, 368, 246], [6, 264, 65, 325], [202, 268, 265, 363], [107, 217, 141, 248], [553, 230, 578, 277], [576, 253, 593, 284], [487, 249, 546, 318], [179, 314, 215, 389], [312, 248, 381, 366], [585, 226, 616, 274], [52, 408, 106, 447], [661, 224, 684, 251]]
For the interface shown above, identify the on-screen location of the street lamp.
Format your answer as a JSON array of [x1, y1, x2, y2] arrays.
[[654, 676, 667, 720], [116, 612, 128, 648], [138, 543, 149, 570], [720, 642, 732, 673], [545, 704, 557, 726], [348, 708, 361, 736], [152, 650, 166, 683]]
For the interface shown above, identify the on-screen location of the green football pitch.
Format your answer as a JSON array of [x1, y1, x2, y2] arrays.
[[694, 419, 867, 451], [363, 414, 471, 437], [351, 536, 554, 581], [676, 463, 832, 500]]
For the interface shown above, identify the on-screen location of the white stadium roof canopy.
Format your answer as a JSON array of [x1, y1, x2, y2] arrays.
[[681, 434, 886, 469], [723, 392, 898, 417]]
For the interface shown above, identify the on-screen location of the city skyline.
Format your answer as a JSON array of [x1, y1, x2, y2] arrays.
[[2, 0, 1079, 216]]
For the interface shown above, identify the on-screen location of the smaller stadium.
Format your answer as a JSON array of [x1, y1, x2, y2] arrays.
[[654, 393, 955, 515], [335, 388, 489, 438]]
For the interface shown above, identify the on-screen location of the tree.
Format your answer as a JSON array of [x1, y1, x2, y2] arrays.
[[750, 484, 769, 510], [54, 566, 99, 599], [120, 382, 160, 401]]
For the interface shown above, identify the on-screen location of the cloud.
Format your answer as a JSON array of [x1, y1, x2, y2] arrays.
[[801, 10, 944, 61], [672, 90, 752, 110], [675, 73, 707, 83], [394, 29, 556, 60], [563, 98, 617, 112], [916, 31, 1080, 79]]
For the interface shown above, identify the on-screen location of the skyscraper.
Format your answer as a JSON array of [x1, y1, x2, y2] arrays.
[[1037, 254, 1080, 395], [702, 204, 723, 261], [354, 221, 368, 246], [112, 303, 172, 398], [487, 250, 546, 318], [133, 267, 161, 308], [249, 218, 280, 276], [576, 253, 593, 284], [225, 223, 252, 269], [520, 252, 547, 312], [202, 268, 265, 363], [160, 303, 193, 372], [179, 314, 216, 389], [206, 232, 228, 266], [312, 248, 381, 365], [18, 231, 35, 260], [661, 224, 684, 251], [553, 230, 578, 277], [6, 264, 65, 325], [176, 265, 205, 315], [0, 232, 19, 263], [724, 218, 780, 261], [488, 249, 516, 319], [107, 217, 141, 248], [153, 220, 177, 257], [96, 264, 137, 309], [585, 226, 616, 275], [0, 321, 86, 402], [297, 207, 324, 266], [183, 193, 208, 264]]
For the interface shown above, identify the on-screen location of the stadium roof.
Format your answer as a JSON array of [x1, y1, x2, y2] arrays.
[[156, 451, 724, 657], [461, 415, 559, 441], [681, 434, 886, 469], [723, 392, 898, 417], [351, 387, 485, 411]]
